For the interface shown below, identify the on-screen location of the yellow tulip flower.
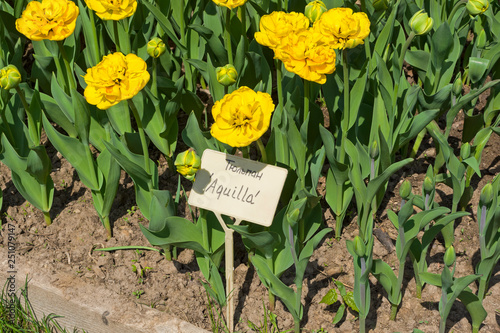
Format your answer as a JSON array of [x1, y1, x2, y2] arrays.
[[212, 0, 248, 9], [84, 0, 137, 21], [278, 29, 337, 84], [255, 11, 310, 50], [211, 87, 274, 147], [83, 52, 150, 110], [314, 7, 371, 49], [15, 0, 79, 41]]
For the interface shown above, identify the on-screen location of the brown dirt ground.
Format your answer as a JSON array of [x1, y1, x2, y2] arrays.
[[1, 108, 500, 332]]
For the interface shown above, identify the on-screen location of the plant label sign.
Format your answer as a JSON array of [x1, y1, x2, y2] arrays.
[[188, 149, 288, 227]]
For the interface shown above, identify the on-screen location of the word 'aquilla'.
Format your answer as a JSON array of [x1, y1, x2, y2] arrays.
[[205, 177, 260, 204]]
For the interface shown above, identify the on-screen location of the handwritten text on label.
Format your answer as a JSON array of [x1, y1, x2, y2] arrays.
[[188, 150, 288, 227]]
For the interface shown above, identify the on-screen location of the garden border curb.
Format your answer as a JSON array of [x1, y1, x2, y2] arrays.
[[0, 248, 210, 333]]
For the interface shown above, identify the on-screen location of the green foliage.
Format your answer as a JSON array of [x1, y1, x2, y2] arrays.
[[1, 0, 499, 332]]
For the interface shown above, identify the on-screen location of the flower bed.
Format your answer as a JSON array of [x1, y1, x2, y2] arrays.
[[1, 0, 500, 332]]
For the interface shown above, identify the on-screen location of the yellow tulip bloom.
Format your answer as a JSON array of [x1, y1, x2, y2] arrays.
[[211, 87, 274, 147], [212, 0, 248, 9], [15, 0, 79, 41], [83, 52, 150, 110], [254, 11, 310, 50], [277, 29, 337, 84], [315, 7, 371, 49], [84, 0, 137, 21]]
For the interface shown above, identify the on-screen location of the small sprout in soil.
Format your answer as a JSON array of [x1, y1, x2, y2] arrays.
[[3, 212, 14, 220], [461, 228, 464, 235], [132, 290, 144, 299], [127, 206, 138, 216]]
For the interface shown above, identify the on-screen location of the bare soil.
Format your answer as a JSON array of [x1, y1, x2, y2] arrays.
[[1, 109, 500, 332]]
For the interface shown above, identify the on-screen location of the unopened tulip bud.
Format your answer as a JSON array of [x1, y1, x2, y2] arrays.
[[287, 208, 301, 225], [353, 236, 366, 257], [479, 183, 493, 207], [400, 180, 412, 200], [452, 74, 463, 97], [460, 143, 471, 160], [409, 10, 434, 36], [423, 176, 434, 194], [476, 29, 486, 49], [369, 141, 379, 160], [174, 150, 201, 181], [0, 65, 21, 90], [466, 0, 489, 16], [216, 64, 238, 87], [147, 37, 167, 58], [305, 1, 327, 23], [373, 0, 389, 11], [444, 245, 456, 267]]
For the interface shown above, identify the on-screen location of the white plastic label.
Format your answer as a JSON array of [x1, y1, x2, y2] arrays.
[[188, 149, 288, 227]]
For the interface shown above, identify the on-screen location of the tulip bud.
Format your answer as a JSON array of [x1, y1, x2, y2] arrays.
[[466, 0, 489, 16], [400, 180, 412, 200], [287, 208, 301, 225], [216, 64, 238, 87], [479, 183, 493, 207], [452, 74, 463, 97], [0, 65, 22, 90], [369, 141, 379, 160], [373, 0, 389, 11], [460, 142, 471, 160], [423, 176, 434, 194], [147, 37, 167, 58], [476, 29, 486, 49], [409, 10, 434, 36], [444, 245, 456, 267], [305, 1, 327, 23], [353, 236, 366, 257], [174, 150, 201, 181]]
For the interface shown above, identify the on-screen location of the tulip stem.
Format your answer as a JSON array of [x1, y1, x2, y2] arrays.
[[40, 183, 52, 226], [15, 86, 39, 147], [303, 79, 310, 123], [128, 99, 151, 174], [225, 8, 234, 65], [113, 20, 121, 53], [256, 138, 267, 163], [179, 0, 194, 90], [238, 5, 248, 52], [57, 41, 76, 91], [88, 10, 101, 66], [339, 49, 350, 164], [398, 31, 415, 72], [102, 215, 112, 239], [276, 60, 284, 115], [152, 58, 158, 98]]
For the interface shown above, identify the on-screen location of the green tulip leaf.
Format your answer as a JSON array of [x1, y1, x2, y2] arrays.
[[320, 288, 338, 305], [468, 57, 489, 84]]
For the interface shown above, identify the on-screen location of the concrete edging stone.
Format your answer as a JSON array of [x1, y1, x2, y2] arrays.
[[0, 248, 209, 333]]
